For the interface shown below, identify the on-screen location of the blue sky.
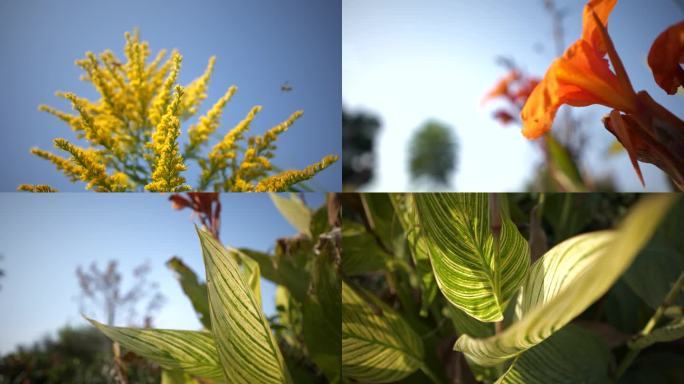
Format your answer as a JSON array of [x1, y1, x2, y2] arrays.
[[344, 0, 684, 192], [0, 0, 341, 191], [0, 193, 325, 354]]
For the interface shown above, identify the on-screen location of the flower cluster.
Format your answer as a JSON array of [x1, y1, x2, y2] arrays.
[[520, 0, 684, 190], [23, 29, 338, 192]]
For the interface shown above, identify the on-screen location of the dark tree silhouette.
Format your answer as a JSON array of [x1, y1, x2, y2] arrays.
[[408, 121, 459, 188], [343, 108, 381, 190]]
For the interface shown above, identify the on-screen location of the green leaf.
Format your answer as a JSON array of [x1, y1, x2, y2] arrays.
[[166, 256, 211, 330], [270, 193, 312, 237], [414, 193, 530, 322], [161, 370, 201, 384], [390, 193, 439, 317], [87, 319, 223, 380], [239, 247, 309, 302], [231, 248, 262, 308], [341, 219, 388, 275], [198, 228, 292, 383], [623, 199, 684, 309], [455, 195, 675, 366], [342, 281, 425, 383], [302, 242, 341, 383], [497, 325, 611, 384], [629, 317, 684, 350]]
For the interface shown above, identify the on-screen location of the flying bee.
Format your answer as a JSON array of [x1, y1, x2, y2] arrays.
[[280, 81, 293, 92]]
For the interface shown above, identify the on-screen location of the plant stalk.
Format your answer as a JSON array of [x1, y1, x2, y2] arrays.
[[614, 270, 684, 380]]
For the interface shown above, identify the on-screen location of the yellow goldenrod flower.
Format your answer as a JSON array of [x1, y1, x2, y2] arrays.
[[25, 29, 338, 192], [145, 86, 191, 192], [17, 184, 58, 192], [182, 56, 216, 119], [186, 85, 237, 156], [30, 147, 82, 182], [253, 155, 339, 192], [53, 138, 128, 192], [149, 52, 182, 127]]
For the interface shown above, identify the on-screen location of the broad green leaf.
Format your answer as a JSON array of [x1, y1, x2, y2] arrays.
[[238, 247, 309, 302], [545, 133, 584, 190], [230, 247, 262, 308], [629, 317, 684, 350], [198, 228, 292, 384], [310, 205, 329, 241], [342, 281, 424, 383], [88, 319, 223, 380], [390, 194, 439, 317], [445, 305, 494, 339], [302, 243, 341, 383], [623, 199, 684, 309], [497, 325, 611, 384], [414, 193, 530, 322], [455, 195, 675, 366], [166, 256, 211, 330], [270, 193, 312, 237], [341, 219, 388, 275], [161, 370, 201, 384]]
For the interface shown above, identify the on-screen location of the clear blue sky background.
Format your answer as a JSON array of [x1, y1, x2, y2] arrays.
[[0, 193, 325, 354], [344, 0, 684, 192], [0, 0, 341, 191]]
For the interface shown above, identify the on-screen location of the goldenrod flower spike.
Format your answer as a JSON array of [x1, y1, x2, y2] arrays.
[[53, 138, 128, 192], [182, 56, 217, 118], [253, 154, 339, 192], [17, 184, 58, 192], [186, 85, 237, 156], [145, 86, 191, 192], [30, 147, 83, 182], [149, 52, 182, 127]]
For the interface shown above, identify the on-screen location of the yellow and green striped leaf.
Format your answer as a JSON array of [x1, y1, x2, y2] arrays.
[[414, 193, 530, 322], [342, 281, 425, 383], [87, 319, 224, 380], [455, 195, 675, 366], [496, 325, 611, 384], [198, 228, 292, 384], [270, 193, 312, 237]]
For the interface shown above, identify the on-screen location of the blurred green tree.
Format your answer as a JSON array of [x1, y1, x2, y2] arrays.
[[408, 121, 458, 188], [342, 108, 381, 190]]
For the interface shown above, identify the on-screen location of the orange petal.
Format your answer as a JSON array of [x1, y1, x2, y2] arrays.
[[648, 21, 684, 95], [481, 70, 520, 105], [521, 39, 630, 139], [608, 110, 644, 186], [582, 0, 618, 53]]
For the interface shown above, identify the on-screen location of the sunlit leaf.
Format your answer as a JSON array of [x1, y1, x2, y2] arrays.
[[414, 193, 530, 322], [341, 219, 388, 275], [161, 369, 201, 384], [390, 193, 439, 317], [455, 195, 675, 366], [623, 199, 684, 309], [88, 319, 223, 380], [166, 257, 211, 330], [497, 325, 611, 384], [342, 281, 424, 383], [270, 193, 312, 237], [198, 228, 292, 383]]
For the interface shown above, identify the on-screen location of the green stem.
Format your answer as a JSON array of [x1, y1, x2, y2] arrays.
[[614, 271, 684, 380], [419, 363, 441, 384]]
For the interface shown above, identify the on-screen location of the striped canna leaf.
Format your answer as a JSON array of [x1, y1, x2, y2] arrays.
[[87, 319, 224, 380], [496, 325, 611, 384], [342, 281, 425, 383], [198, 227, 292, 384], [269, 193, 312, 237], [455, 195, 676, 366], [414, 193, 530, 322]]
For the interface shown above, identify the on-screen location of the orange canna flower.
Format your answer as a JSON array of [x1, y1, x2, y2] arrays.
[[482, 69, 520, 105], [648, 21, 684, 95], [521, 0, 639, 139]]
